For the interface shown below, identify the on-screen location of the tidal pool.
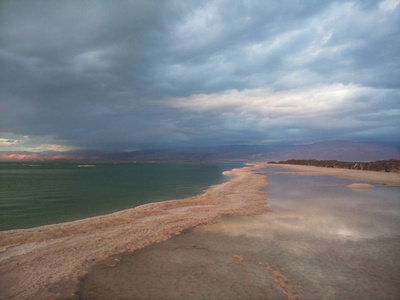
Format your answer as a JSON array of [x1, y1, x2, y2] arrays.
[[78, 166, 400, 299]]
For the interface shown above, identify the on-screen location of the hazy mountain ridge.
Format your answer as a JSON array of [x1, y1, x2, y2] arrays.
[[0, 142, 399, 162]]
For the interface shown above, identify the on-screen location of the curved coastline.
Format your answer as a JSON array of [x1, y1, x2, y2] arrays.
[[3, 162, 398, 299], [0, 163, 269, 300]]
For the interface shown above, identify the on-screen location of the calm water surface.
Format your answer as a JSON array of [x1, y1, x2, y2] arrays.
[[232, 166, 400, 299], [0, 162, 242, 231], [78, 166, 400, 299], [4, 164, 399, 299], [79, 167, 400, 300]]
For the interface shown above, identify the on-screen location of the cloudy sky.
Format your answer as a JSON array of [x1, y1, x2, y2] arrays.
[[1, 0, 399, 152]]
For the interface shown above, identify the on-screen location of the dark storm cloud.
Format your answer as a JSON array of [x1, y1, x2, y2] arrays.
[[0, 0, 399, 151]]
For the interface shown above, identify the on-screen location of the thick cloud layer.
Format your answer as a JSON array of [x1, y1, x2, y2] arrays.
[[1, 0, 399, 151]]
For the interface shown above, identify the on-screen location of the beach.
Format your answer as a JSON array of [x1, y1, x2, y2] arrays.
[[1, 163, 400, 299]]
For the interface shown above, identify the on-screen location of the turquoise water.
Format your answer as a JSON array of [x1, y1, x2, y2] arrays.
[[0, 162, 242, 231]]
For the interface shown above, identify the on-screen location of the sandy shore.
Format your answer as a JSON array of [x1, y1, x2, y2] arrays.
[[0, 163, 269, 300]]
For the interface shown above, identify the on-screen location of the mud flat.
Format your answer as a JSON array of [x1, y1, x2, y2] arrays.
[[0, 163, 269, 300]]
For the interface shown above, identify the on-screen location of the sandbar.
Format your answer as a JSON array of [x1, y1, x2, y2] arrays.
[[346, 183, 375, 189]]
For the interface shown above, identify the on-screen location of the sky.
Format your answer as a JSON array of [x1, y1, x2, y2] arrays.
[[1, 0, 399, 153]]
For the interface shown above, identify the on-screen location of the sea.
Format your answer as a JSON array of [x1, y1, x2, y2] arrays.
[[0, 162, 243, 231]]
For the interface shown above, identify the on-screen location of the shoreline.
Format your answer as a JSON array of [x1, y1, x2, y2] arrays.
[[1, 163, 399, 299], [268, 163, 400, 186], [0, 163, 269, 300], [77, 164, 400, 299]]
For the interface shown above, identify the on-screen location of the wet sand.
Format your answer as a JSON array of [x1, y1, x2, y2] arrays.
[[1, 163, 399, 299], [0, 163, 269, 300], [78, 226, 295, 300]]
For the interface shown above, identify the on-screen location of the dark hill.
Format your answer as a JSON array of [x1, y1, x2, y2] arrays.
[[276, 159, 400, 173]]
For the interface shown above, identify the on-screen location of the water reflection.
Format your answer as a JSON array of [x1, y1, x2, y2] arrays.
[[265, 173, 399, 240], [200, 166, 400, 299]]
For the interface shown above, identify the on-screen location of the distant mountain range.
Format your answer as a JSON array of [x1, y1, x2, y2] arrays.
[[1, 142, 399, 162]]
